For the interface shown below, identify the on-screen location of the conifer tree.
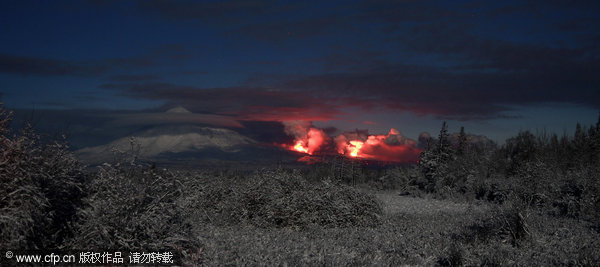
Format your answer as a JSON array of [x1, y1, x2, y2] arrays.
[[436, 121, 454, 163], [0, 102, 12, 136], [574, 123, 585, 146], [419, 138, 436, 190], [457, 126, 467, 155], [505, 131, 537, 173], [419, 121, 456, 192], [592, 113, 600, 163], [573, 123, 589, 164]]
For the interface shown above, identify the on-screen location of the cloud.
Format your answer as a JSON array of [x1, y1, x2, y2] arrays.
[[0, 53, 106, 76], [129, 0, 350, 42], [134, 0, 277, 23], [0, 44, 190, 77], [178, 71, 208, 75], [231, 16, 347, 42], [276, 54, 600, 120], [100, 44, 600, 122], [333, 128, 421, 163], [283, 121, 331, 155], [109, 74, 161, 82], [273, 68, 509, 120], [110, 111, 244, 128], [279, 121, 421, 162], [100, 82, 343, 122], [89, 0, 600, 121]]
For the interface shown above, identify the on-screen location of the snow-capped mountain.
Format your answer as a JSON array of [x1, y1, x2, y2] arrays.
[[76, 125, 256, 163], [165, 106, 193, 114]]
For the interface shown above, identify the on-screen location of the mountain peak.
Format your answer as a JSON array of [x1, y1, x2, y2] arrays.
[[166, 106, 192, 114]]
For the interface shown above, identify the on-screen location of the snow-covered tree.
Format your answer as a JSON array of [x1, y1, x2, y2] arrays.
[[457, 126, 467, 155], [419, 121, 456, 192]]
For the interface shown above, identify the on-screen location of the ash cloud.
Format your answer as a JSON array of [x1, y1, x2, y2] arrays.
[[334, 128, 421, 163], [283, 121, 331, 155], [282, 121, 423, 163]]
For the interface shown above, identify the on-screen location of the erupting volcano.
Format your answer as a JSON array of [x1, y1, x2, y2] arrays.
[[285, 126, 329, 155], [283, 121, 422, 163], [347, 140, 363, 157], [293, 140, 310, 154]]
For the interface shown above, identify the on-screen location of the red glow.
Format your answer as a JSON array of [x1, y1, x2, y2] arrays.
[[293, 140, 310, 154], [298, 155, 321, 164], [336, 128, 421, 162], [334, 128, 422, 162], [284, 123, 422, 163], [284, 122, 330, 155], [348, 140, 363, 157]]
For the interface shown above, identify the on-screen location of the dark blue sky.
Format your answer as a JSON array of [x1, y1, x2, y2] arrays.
[[1, 0, 599, 142]]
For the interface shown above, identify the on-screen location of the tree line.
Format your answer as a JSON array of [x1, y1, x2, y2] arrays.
[[418, 114, 600, 222]]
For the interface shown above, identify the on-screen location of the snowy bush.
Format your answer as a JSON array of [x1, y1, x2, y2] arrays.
[[0, 103, 85, 249]]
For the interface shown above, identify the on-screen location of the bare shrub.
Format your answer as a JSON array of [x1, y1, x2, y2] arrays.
[[437, 243, 464, 267], [548, 168, 600, 228], [367, 166, 421, 192], [188, 169, 383, 229], [459, 204, 530, 247]]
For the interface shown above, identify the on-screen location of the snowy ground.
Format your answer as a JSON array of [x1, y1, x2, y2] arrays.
[[192, 189, 598, 265]]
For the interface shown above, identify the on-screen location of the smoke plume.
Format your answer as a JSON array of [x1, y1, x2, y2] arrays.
[[283, 121, 422, 163]]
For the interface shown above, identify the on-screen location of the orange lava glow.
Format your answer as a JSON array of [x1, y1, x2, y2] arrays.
[[293, 140, 310, 154], [284, 124, 422, 163], [333, 128, 422, 162], [348, 140, 364, 157], [285, 127, 328, 155]]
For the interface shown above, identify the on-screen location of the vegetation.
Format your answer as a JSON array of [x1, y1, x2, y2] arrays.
[[1, 102, 599, 265], [417, 118, 600, 223], [1, 104, 85, 250], [65, 165, 201, 264], [186, 169, 382, 229], [415, 117, 600, 265]]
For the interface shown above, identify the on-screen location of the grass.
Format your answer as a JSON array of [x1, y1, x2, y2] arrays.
[[189, 193, 476, 265], [184, 181, 600, 265]]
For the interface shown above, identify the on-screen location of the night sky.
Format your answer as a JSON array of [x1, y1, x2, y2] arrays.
[[1, 0, 599, 144]]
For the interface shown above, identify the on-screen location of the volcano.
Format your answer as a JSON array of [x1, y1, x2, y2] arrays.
[[75, 124, 258, 164]]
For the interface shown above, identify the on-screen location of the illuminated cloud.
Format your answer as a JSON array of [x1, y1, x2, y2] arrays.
[[283, 122, 422, 163]]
